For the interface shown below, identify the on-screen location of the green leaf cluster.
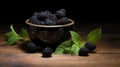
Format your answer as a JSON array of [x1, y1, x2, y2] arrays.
[[54, 27, 102, 56], [5, 25, 30, 45]]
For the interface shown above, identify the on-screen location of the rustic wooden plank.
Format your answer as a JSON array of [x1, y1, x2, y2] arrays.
[[0, 53, 120, 67], [0, 24, 120, 67]]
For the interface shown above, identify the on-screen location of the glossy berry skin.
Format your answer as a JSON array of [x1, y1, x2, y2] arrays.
[[79, 47, 89, 56], [85, 43, 96, 52], [42, 47, 53, 58]]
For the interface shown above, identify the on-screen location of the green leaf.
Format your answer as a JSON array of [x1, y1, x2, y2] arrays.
[[70, 31, 82, 44], [87, 27, 102, 44], [54, 48, 64, 55], [7, 35, 21, 45], [56, 40, 73, 48], [20, 28, 30, 41], [71, 44, 80, 55], [54, 40, 73, 55], [5, 25, 23, 45], [20, 28, 29, 38], [5, 31, 13, 39], [64, 47, 71, 54]]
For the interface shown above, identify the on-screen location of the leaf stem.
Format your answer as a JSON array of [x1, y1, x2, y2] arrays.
[[10, 25, 19, 36]]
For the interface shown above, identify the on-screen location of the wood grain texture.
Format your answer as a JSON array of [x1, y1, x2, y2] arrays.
[[0, 24, 120, 67]]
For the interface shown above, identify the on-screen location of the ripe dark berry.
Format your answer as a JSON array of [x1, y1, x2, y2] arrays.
[[56, 9, 66, 18], [57, 17, 70, 25], [79, 47, 89, 56], [44, 10, 53, 18], [42, 47, 53, 58], [37, 11, 48, 21], [25, 41, 37, 53], [29, 16, 40, 24], [45, 19, 56, 25], [49, 14, 57, 21], [85, 43, 96, 52]]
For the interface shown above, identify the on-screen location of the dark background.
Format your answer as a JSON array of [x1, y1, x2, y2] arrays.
[[1, 1, 120, 24]]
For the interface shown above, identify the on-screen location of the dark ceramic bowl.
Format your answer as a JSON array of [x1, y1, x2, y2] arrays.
[[25, 19, 75, 49]]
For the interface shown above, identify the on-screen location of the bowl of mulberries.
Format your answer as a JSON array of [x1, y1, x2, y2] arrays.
[[25, 9, 75, 49]]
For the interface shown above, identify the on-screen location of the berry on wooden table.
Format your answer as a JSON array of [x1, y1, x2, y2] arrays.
[[42, 47, 53, 58]]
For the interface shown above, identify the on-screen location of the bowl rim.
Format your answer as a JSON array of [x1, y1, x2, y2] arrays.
[[25, 19, 74, 28]]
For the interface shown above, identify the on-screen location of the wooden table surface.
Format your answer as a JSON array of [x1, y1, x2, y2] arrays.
[[0, 24, 120, 67]]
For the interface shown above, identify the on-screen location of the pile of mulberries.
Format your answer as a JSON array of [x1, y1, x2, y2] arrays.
[[29, 9, 70, 25], [19, 41, 53, 58]]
